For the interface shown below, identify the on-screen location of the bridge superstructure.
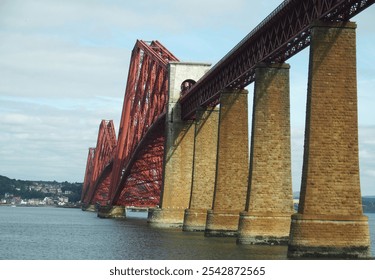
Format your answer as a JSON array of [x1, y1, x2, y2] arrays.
[[81, 0, 374, 259], [180, 0, 374, 120]]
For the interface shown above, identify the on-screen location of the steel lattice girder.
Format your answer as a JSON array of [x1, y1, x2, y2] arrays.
[[114, 117, 165, 207], [180, 0, 374, 120], [81, 120, 117, 205], [91, 163, 112, 205], [108, 40, 178, 206], [81, 147, 95, 204]]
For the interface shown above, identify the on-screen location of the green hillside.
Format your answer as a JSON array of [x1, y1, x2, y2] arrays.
[[0, 175, 82, 203]]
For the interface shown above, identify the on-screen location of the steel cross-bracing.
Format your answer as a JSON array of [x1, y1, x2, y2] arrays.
[[81, 120, 117, 206], [82, 147, 95, 204], [180, 0, 374, 120], [108, 40, 179, 207]]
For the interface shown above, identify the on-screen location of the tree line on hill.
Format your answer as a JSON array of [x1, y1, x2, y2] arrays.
[[0, 175, 82, 203]]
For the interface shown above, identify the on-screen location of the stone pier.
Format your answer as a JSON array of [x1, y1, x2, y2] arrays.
[[148, 62, 211, 228], [97, 205, 126, 219], [183, 107, 219, 231], [237, 63, 294, 245], [205, 89, 249, 237], [147, 120, 195, 227], [82, 204, 96, 212], [288, 21, 371, 259]]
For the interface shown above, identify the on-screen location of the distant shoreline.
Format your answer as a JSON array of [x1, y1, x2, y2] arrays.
[[1, 203, 374, 213], [0, 204, 80, 209]]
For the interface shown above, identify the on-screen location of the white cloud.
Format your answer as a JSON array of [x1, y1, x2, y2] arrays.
[[0, 32, 129, 99]]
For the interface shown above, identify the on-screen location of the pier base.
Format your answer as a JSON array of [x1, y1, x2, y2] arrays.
[[147, 208, 184, 228], [205, 210, 240, 237], [237, 213, 291, 245], [82, 204, 96, 212], [288, 214, 371, 259], [183, 209, 208, 231], [97, 205, 126, 219]]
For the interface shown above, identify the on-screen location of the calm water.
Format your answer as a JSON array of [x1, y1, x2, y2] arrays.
[[0, 206, 374, 260]]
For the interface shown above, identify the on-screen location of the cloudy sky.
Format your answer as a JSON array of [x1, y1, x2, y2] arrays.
[[0, 0, 374, 195]]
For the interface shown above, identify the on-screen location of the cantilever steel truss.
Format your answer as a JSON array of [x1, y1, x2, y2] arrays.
[[82, 41, 178, 207], [108, 40, 178, 207], [81, 120, 117, 205], [82, 147, 95, 204], [180, 0, 374, 120]]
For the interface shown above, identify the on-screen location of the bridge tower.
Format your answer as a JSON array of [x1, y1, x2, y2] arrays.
[[148, 62, 211, 228], [288, 21, 370, 259]]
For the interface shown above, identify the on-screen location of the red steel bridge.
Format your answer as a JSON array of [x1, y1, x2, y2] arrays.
[[81, 0, 374, 209]]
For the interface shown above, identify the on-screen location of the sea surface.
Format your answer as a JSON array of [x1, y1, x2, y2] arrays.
[[0, 206, 374, 260]]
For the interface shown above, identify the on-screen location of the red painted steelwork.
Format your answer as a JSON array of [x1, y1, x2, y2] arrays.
[[114, 115, 165, 206], [81, 147, 95, 204], [180, 0, 374, 120], [109, 40, 179, 207], [81, 120, 117, 206]]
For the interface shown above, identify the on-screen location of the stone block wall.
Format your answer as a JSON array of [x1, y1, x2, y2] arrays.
[[238, 63, 293, 245], [288, 21, 370, 259], [183, 108, 219, 231], [205, 89, 249, 236]]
